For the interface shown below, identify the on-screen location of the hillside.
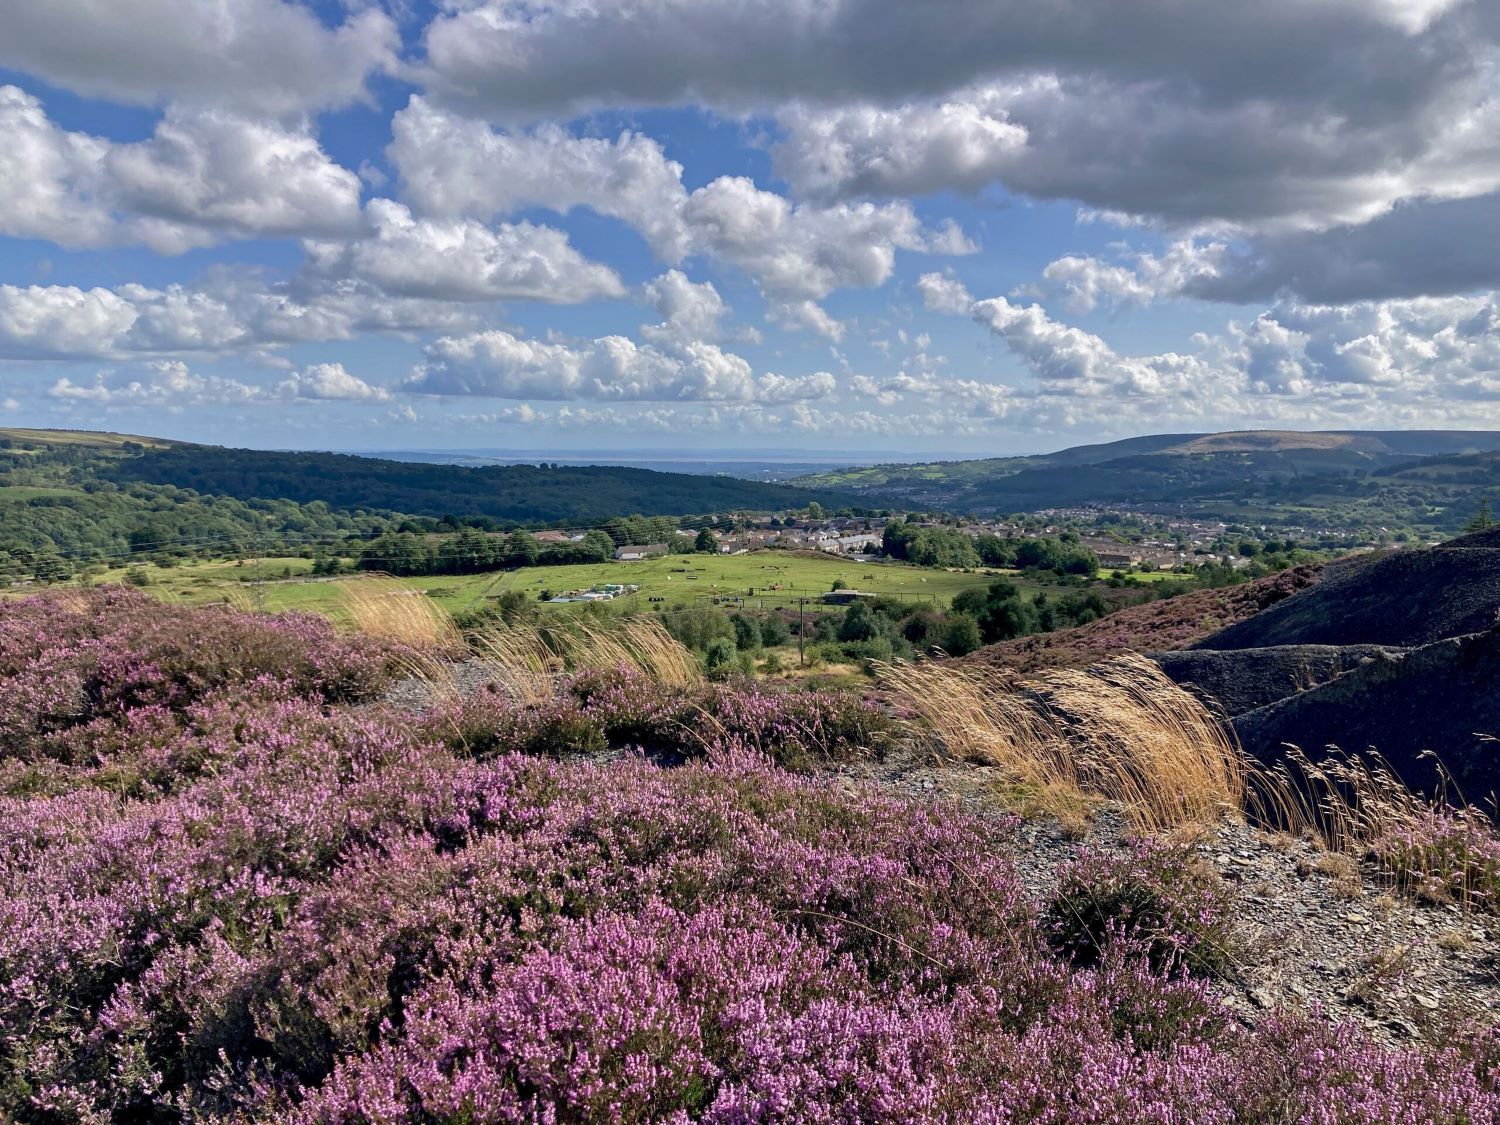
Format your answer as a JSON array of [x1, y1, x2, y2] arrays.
[[962, 565, 1325, 673], [1125, 529, 1500, 797], [0, 429, 861, 553], [1197, 527, 1500, 650], [97, 441, 861, 523], [7, 586, 1500, 1120], [0, 430, 867, 579], [0, 428, 177, 449], [1231, 629, 1500, 800], [798, 428, 1500, 531]]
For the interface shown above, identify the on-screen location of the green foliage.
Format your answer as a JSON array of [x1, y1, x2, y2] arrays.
[[952, 579, 1112, 644], [104, 444, 853, 524], [939, 614, 983, 656], [1463, 498, 1496, 534], [1012, 537, 1100, 576], [31, 553, 72, 584], [703, 636, 738, 677], [664, 606, 736, 652], [730, 613, 762, 651], [695, 527, 720, 554], [758, 614, 791, 648], [881, 520, 980, 568]]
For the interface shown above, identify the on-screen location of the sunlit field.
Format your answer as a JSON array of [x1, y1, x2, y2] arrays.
[[62, 551, 1108, 617]]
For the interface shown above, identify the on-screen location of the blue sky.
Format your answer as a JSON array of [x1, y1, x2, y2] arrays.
[[1, 0, 1497, 456]]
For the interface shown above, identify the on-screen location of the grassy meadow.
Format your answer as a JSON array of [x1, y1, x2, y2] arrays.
[[69, 550, 1056, 619]]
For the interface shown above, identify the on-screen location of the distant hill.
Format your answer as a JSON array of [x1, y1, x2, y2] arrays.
[[90, 440, 862, 524], [0, 430, 870, 573], [798, 429, 1500, 531], [0, 427, 173, 449]]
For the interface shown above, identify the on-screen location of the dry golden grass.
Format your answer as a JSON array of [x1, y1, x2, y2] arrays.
[[470, 622, 562, 706], [216, 585, 256, 613], [1251, 749, 1437, 857], [878, 653, 1247, 832], [328, 578, 467, 710], [335, 576, 460, 648], [1253, 746, 1500, 912], [564, 617, 702, 686], [468, 614, 701, 703], [48, 589, 92, 616]]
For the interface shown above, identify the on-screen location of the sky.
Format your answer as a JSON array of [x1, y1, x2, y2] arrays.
[[0, 0, 1497, 457]]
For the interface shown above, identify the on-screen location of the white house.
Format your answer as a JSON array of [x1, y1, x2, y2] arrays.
[[614, 543, 668, 561]]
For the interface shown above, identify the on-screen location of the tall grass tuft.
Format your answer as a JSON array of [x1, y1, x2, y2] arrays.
[[336, 576, 460, 648], [1256, 747, 1500, 914], [567, 616, 702, 686], [468, 615, 701, 705], [471, 622, 562, 705], [879, 653, 1246, 831], [331, 577, 463, 706]]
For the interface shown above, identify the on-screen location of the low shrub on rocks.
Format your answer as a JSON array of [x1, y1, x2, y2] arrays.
[[1046, 838, 1244, 980]]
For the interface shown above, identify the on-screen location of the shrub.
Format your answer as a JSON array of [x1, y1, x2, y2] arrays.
[[1046, 839, 1242, 979], [730, 613, 761, 651], [940, 613, 983, 656], [704, 635, 738, 677], [1368, 805, 1500, 912], [759, 614, 790, 647]]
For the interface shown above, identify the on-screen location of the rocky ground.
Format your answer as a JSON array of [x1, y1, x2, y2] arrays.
[[830, 743, 1500, 1045]]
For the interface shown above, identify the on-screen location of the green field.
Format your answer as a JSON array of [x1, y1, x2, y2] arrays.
[[435, 552, 1020, 614], [0, 428, 170, 448], [28, 549, 1192, 626], [65, 551, 1041, 618]]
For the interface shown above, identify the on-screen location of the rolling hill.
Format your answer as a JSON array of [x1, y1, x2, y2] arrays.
[[798, 429, 1500, 530], [1, 429, 863, 525], [1197, 527, 1500, 650]]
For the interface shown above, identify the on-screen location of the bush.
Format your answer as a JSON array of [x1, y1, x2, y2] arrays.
[[759, 614, 790, 647], [940, 614, 983, 656], [664, 605, 735, 652], [730, 613, 761, 651], [1046, 839, 1241, 979], [703, 636, 738, 677]]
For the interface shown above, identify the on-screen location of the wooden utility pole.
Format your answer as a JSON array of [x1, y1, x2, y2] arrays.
[[798, 597, 806, 666]]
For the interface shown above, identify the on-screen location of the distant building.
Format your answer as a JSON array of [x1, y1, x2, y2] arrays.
[[1097, 552, 1137, 569], [533, 530, 571, 544], [615, 543, 668, 561]]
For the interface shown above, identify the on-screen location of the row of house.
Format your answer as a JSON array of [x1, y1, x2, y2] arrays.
[[611, 519, 891, 561]]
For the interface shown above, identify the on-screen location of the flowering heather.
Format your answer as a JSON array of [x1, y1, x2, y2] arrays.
[[0, 587, 405, 779], [421, 665, 893, 768], [1368, 804, 1500, 913], [1, 595, 1498, 1122]]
